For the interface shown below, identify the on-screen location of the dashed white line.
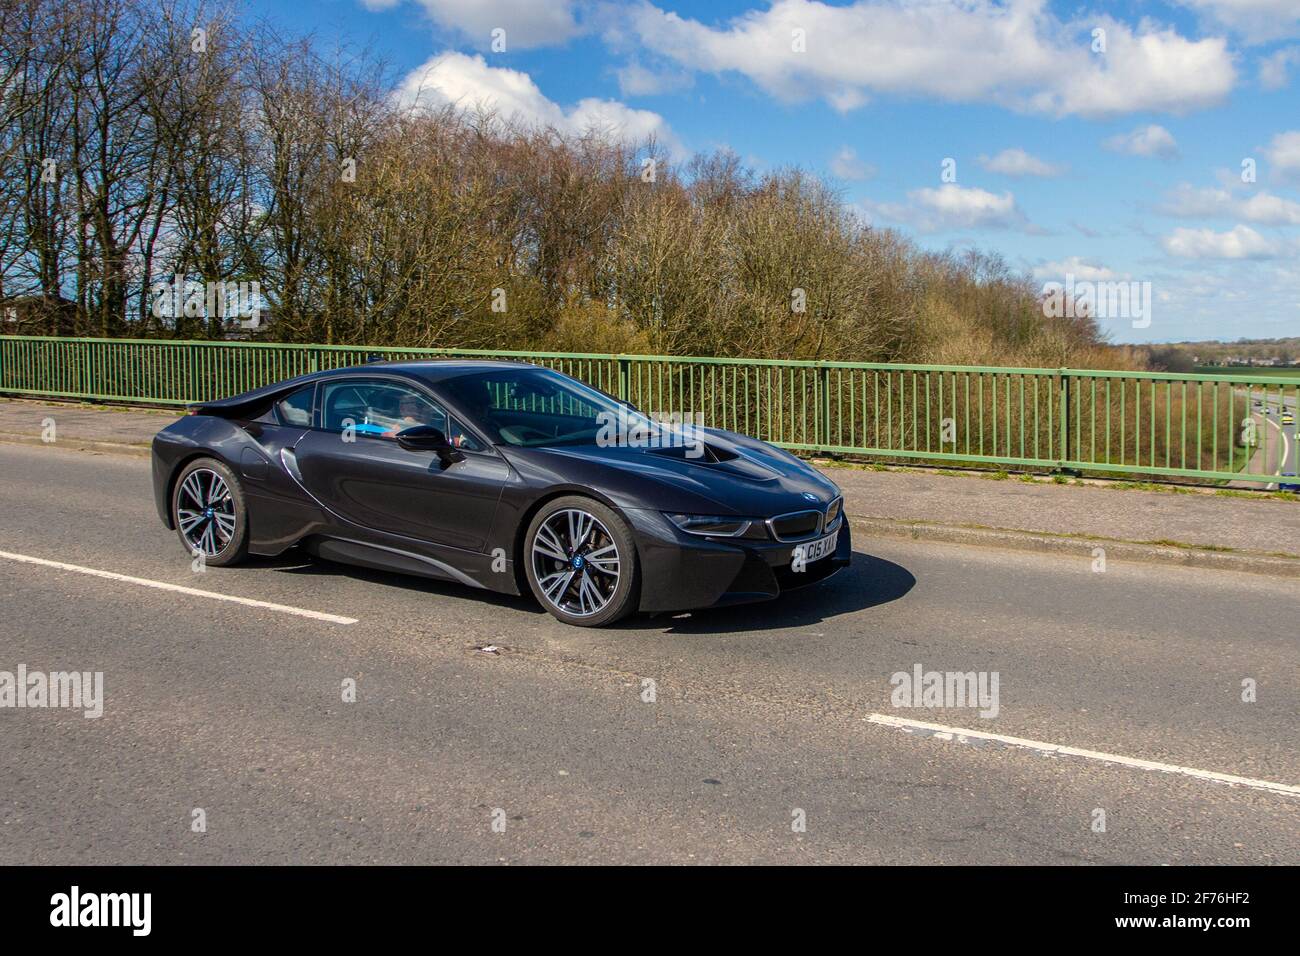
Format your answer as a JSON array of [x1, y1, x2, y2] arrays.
[[0, 549, 358, 625], [866, 713, 1299, 797]]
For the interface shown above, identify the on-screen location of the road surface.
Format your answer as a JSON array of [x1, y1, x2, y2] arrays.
[[0, 443, 1296, 864]]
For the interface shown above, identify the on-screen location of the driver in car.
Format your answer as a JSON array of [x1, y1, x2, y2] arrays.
[[379, 394, 429, 437], [381, 394, 472, 448]]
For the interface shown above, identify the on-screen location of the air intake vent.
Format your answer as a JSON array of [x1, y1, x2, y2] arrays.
[[646, 442, 737, 464]]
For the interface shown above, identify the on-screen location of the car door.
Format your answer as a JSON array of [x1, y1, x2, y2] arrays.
[[290, 376, 510, 553]]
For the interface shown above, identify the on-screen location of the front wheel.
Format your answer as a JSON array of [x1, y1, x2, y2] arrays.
[[172, 457, 249, 567], [524, 496, 639, 627]]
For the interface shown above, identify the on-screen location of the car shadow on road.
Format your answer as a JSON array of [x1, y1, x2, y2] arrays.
[[241, 547, 913, 631], [618, 549, 915, 634], [248, 552, 546, 615]]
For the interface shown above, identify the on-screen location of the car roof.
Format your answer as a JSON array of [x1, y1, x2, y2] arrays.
[[305, 358, 545, 387], [189, 359, 544, 414]]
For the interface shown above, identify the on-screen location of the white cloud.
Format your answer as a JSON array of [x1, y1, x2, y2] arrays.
[[871, 183, 1033, 233], [365, 0, 581, 48], [977, 148, 1065, 178], [1104, 124, 1180, 160], [628, 0, 1236, 118], [829, 146, 875, 181], [1259, 47, 1300, 89], [1239, 192, 1300, 224], [1032, 257, 1126, 282], [1175, 1, 1300, 44], [615, 61, 693, 96], [1161, 224, 1282, 259], [1264, 130, 1300, 182], [396, 52, 684, 156], [1158, 184, 1300, 225]]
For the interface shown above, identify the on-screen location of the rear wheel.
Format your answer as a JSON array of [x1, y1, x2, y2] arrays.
[[524, 496, 638, 627], [172, 458, 249, 567]]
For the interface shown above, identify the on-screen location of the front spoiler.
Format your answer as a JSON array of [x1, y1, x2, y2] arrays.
[[624, 508, 852, 613]]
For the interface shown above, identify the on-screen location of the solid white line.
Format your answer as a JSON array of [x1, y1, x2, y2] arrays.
[[0, 549, 358, 625], [866, 713, 1299, 797]]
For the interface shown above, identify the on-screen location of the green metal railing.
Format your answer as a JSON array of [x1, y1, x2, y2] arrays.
[[2, 335, 1297, 484]]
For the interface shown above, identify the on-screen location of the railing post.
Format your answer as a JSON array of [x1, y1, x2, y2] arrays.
[[618, 356, 630, 402], [187, 345, 200, 404], [80, 341, 93, 397], [86, 340, 97, 400], [1058, 367, 1077, 475], [819, 363, 830, 450]]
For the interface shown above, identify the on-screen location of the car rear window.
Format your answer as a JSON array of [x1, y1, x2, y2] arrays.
[[274, 386, 315, 427]]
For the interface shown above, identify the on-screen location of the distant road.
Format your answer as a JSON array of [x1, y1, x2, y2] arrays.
[[1231, 392, 1297, 490]]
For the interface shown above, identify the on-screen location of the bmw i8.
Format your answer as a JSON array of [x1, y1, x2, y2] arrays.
[[151, 361, 850, 626]]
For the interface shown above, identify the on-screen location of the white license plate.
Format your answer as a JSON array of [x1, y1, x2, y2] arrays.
[[793, 529, 838, 566]]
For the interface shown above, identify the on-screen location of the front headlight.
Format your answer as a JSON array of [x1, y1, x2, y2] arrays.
[[665, 513, 764, 538], [825, 496, 842, 526]]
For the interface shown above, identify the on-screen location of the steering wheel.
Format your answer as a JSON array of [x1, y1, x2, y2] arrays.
[[499, 424, 554, 445]]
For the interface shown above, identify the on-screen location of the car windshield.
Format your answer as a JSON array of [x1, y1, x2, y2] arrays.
[[438, 366, 661, 448]]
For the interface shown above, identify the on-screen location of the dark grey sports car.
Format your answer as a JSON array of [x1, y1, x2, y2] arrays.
[[151, 360, 850, 626]]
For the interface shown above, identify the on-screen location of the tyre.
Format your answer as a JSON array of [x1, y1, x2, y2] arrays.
[[524, 496, 639, 627], [172, 457, 249, 567]]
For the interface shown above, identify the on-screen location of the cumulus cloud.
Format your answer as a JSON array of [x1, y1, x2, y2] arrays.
[[365, 0, 582, 48], [1264, 130, 1300, 182], [1174, 0, 1300, 44], [1104, 124, 1180, 160], [396, 52, 684, 157], [977, 148, 1065, 178], [627, 0, 1236, 118], [1259, 47, 1300, 89], [1032, 257, 1127, 282], [1158, 184, 1300, 225], [1161, 224, 1281, 259], [870, 183, 1035, 233], [829, 146, 876, 181]]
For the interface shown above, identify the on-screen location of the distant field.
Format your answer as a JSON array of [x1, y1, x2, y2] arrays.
[[1194, 365, 1300, 378]]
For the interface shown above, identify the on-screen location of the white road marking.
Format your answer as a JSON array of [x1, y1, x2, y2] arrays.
[[0, 549, 358, 625], [866, 713, 1299, 797]]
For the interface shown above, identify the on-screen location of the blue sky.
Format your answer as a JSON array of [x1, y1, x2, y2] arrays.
[[241, 1, 1300, 345]]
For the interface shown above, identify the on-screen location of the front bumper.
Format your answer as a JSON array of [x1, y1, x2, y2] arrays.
[[624, 508, 852, 613]]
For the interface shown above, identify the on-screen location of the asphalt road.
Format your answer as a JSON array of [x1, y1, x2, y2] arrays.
[[0, 442, 1296, 864]]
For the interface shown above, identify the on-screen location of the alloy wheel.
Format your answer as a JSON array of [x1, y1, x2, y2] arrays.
[[530, 508, 621, 618], [176, 468, 237, 557]]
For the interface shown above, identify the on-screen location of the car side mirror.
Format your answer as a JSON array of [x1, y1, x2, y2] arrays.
[[396, 425, 465, 464]]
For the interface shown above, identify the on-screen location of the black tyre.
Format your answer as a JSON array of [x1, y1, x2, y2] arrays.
[[171, 457, 249, 567], [524, 495, 639, 627]]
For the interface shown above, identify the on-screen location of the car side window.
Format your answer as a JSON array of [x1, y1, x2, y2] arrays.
[[319, 380, 481, 450], [274, 385, 315, 427]]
